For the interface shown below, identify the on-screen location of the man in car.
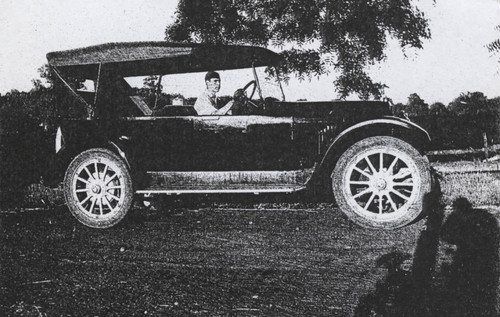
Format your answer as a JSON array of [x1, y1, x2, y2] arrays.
[[194, 71, 234, 115]]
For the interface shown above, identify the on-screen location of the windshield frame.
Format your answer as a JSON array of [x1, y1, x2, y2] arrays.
[[252, 65, 286, 102]]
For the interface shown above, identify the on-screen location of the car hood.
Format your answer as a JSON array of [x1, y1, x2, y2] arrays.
[[265, 100, 391, 121]]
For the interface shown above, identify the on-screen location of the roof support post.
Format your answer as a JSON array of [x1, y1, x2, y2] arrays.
[[92, 62, 103, 118], [252, 62, 264, 101]]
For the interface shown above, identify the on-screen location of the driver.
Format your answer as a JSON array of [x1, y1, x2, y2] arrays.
[[194, 71, 233, 115]]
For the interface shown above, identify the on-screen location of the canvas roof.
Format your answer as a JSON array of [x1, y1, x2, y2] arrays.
[[47, 41, 281, 79]]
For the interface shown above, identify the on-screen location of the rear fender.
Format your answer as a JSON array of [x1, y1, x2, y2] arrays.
[[106, 139, 148, 189], [50, 124, 133, 187], [107, 140, 131, 170]]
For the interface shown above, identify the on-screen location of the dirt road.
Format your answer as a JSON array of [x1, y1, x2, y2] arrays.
[[1, 198, 498, 316]]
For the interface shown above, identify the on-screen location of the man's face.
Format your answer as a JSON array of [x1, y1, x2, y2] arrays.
[[206, 78, 220, 94]]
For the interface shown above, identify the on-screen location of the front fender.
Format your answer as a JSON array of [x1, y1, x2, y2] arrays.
[[319, 116, 431, 170]]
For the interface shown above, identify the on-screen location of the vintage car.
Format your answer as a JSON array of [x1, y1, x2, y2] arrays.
[[47, 42, 432, 229]]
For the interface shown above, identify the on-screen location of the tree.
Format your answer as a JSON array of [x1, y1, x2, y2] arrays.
[[392, 102, 406, 117], [448, 92, 492, 116], [487, 25, 500, 56], [429, 102, 446, 115], [447, 92, 499, 148], [165, 0, 432, 100], [405, 93, 429, 116]]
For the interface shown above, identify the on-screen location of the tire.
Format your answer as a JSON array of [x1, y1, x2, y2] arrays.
[[332, 136, 431, 229], [63, 148, 133, 228]]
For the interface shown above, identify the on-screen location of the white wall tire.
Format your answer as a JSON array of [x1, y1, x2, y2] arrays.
[[332, 136, 431, 229], [63, 148, 133, 228]]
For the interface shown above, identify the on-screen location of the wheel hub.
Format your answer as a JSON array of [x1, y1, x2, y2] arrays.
[[374, 178, 387, 191], [91, 184, 101, 194]]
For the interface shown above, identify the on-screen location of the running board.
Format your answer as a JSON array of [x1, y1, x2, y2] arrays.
[[136, 169, 313, 195], [136, 185, 306, 195]]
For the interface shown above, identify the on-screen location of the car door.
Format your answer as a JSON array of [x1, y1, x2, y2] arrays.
[[191, 115, 248, 170], [124, 117, 194, 172], [150, 117, 194, 171], [191, 115, 295, 171]]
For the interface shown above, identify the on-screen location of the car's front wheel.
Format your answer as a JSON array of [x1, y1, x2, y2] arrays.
[[63, 148, 133, 228], [332, 136, 431, 229]]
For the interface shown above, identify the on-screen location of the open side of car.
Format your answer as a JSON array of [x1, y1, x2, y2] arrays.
[[47, 41, 432, 229]]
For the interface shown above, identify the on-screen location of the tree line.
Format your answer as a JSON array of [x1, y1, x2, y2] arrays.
[[393, 92, 500, 150]]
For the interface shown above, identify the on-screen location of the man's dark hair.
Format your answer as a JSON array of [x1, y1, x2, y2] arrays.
[[205, 71, 220, 81]]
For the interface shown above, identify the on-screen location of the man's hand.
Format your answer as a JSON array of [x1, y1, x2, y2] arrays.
[[233, 89, 246, 103]]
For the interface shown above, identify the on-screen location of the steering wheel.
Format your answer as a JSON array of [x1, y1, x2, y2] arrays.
[[235, 80, 259, 108]]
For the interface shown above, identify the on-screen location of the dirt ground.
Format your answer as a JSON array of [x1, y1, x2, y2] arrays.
[[1, 195, 499, 316]]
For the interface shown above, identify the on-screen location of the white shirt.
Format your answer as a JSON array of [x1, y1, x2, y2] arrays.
[[194, 90, 233, 115]]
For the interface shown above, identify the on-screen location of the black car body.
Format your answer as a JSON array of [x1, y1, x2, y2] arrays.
[[47, 42, 431, 229]]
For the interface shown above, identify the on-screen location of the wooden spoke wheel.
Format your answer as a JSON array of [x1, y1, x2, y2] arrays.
[[63, 148, 133, 228], [332, 136, 431, 229]]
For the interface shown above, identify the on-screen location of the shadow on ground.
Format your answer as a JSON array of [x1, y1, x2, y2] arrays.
[[354, 180, 500, 316]]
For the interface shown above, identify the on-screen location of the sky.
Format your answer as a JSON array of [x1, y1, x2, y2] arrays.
[[0, 0, 499, 104]]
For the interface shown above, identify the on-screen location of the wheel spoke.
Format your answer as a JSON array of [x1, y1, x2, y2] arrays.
[[106, 192, 121, 201], [387, 194, 398, 211], [102, 164, 109, 179], [379, 152, 383, 172], [393, 167, 411, 180], [76, 188, 90, 193], [94, 162, 99, 180], [349, 180, 370, 186], [89, 198, 97, 213], [77, 177, 90, 185], [353, 187, 373, 199], [106, 173, 117, 185], [353, 167, 372, 178], [391, 189, 410, 201], [103, 196, 114, 212], [84, 167, 94, 180], [106, 185, 124, 190], [365, 157, 377, 174], [79, 194, 92, 206], [394, 182, 414, 187], [364, 193, 376, 210], [378, 194, 383, 214], [388, 156, 398, 175], [99, 199, 103, 215]]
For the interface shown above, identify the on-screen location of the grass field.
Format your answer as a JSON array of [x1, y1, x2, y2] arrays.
[[432, 161, 500, 206]]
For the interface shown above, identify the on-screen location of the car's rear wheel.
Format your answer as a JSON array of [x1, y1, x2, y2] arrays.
[[332, 136, 431, 229], [63, 148, 133, 228]]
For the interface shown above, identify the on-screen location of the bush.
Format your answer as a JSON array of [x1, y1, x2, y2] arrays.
[[0, 90, 55, 207]]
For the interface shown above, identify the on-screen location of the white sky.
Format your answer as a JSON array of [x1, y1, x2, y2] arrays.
[[0, 0, 499, 104]]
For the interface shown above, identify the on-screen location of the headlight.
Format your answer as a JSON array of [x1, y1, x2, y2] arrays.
[[55, 126, 64, 153]]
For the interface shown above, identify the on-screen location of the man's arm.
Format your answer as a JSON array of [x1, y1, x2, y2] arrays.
[[213, 101, 233, 115], [195, 93, 233, 115]]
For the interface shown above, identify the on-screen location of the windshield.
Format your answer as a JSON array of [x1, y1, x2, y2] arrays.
[[254, 67, 285, 101], [123, 66, 284, 107]]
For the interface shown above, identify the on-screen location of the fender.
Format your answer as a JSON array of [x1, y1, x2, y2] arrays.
[[108, 140, 131, 170], [107, 137, 149, 189], [319, 116, 431, 169], [48, 122, 132, 187]]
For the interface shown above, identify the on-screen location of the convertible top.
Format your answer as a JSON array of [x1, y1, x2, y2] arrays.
[[47, 42, 281, 79]]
